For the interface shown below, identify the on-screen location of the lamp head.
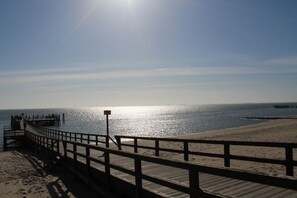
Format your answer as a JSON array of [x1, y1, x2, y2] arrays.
[[104, 110, 111, 115]]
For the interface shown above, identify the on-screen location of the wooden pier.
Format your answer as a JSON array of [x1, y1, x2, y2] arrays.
[[3, 114, 61, 150], [20, 122, 297, 198]]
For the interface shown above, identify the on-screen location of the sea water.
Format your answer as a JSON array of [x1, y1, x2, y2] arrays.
[[1, 103, 297, 151]]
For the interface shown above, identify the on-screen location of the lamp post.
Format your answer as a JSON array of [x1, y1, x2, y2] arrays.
[[104, 110, 111, 147]]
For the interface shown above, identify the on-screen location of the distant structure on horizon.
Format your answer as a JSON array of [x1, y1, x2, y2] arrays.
[[273, 104, 297, 109]]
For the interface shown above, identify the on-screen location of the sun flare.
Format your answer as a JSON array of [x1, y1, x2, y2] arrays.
[[126, 0, 133, 8]]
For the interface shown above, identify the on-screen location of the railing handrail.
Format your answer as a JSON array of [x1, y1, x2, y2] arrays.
[[114, 135, 297, 147], [26, 121, 117, 147], [114, 135, 297, 176], [24, 129, 297, 198]]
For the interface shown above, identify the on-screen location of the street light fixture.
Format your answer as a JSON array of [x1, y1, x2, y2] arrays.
[[104, 110, 111, 147]]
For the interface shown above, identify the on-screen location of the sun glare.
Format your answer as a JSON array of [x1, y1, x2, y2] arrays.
[[126, 0, 133, 9]]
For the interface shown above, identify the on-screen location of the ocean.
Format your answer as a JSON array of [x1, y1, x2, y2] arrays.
[[1, 103, 297, 151]]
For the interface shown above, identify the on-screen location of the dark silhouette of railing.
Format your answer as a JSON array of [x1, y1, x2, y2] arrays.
[[26, 120, 118, 148], [24, 126, 297, 198], [114, 135, 297, 176], [36, 126, 109, 146]]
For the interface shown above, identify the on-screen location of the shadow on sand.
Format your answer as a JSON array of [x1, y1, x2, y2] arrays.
[[12, 149, 104, 198]]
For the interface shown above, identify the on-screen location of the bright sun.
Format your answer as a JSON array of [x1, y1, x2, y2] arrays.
[[126, 0, 133, 8]]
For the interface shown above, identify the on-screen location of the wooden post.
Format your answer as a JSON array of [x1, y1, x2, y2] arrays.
[[50, 139, 54, 154], [115, 137, 122, 150], [86, 147, 90, 176], [46, 138, 49, 149], [87, 134, 90, 144], [95, 135, 98, 146], [134, 138, 138, 153], [189, 168, 200, 198], [285, 146, 294, 176], [73, 144, 77, 168], [63, 142, 67, 158], [106, 136, 109, 148], [104, 150, 110, 191], [155, 140, 159, 157], [75, 133, 77, 142], [184, 141, 189, 161], [135, 158, 142, 198], [224, 143, 230, 167], [57, 140, 60, 154]]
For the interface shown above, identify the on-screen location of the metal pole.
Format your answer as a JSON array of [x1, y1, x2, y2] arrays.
[[104, 110, 111, 148], [106, 114, 109, 137]]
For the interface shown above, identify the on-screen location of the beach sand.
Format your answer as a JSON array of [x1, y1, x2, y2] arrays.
[[0, 150, 103, 198]]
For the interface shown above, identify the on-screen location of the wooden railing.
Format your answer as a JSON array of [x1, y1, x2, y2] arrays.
[[36, 126, 109, 146], [26, 121, 114, 147], [3, 125, 25, 150], [3, 125, 12, 132], [114, 135, 297, 176], [24, 128, 297, 198]]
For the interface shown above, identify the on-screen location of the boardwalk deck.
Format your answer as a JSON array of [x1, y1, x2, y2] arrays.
[[24, 124, 297, 198]]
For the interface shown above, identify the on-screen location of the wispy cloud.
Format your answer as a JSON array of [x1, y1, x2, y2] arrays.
[[264, 55, 297, 66], [1, 65, 296, 85], [1, 55, 297, 86]]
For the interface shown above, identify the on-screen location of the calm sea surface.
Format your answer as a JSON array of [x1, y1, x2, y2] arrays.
[[1, 103, 297, 150]]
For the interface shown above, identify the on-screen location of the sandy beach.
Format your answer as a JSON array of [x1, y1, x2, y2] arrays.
[[0, 150, 103, 198], [0, 119, 296, 197]]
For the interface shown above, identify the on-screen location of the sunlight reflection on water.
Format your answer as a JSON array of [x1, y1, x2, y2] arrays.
[[1, 104, 297, 143]]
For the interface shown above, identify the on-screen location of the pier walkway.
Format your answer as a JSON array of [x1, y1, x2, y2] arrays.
[[22, 122, 297, 198]]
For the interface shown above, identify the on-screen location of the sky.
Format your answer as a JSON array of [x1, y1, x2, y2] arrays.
[[0, 0, 297, 109]]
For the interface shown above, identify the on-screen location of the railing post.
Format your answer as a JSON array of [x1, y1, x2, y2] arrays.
[[50, 139, 54, 153], [184, 141, 189, 161], [189, 168, 201, 198], [106, 136, 109, 148], [75, 133, 77, 142], [81, 134, 83, 143], [46, 138, 49, 149], [86, 147, 90, 176], [57, 140, 60, 154], [224, 143, 230, 167], [285, 146, 294, 176], [115, 136, 122, 150], [104, 149, 110, 191], [155, 140, 159, 157], [87, 134, 90, 144], [134, 138, 138, 153], [135, 158, 142, 198], [63, 141, 67, 159], [73, 144, 77, 168]]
